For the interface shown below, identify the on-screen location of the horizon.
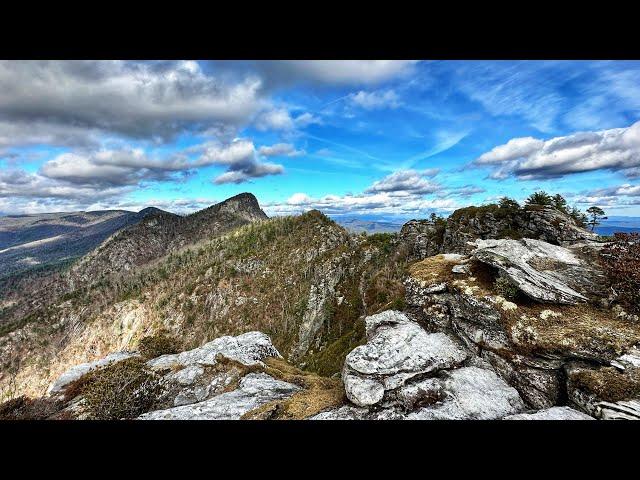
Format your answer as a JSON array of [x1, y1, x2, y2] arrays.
[[1, 60, 640, 217]]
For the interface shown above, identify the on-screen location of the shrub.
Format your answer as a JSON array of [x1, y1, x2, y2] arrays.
[[79, 357, 163, 419], [600, 233, 640, 314], [138, 332, 180, 359], [494, 276, 520, 301], [572, 367, 640, 402], [0, 395, 64, 420], [525, 191, 553, 206]]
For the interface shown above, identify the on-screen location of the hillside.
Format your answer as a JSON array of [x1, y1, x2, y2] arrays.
[[0, 208, 165, 280], [0, 204, 406, 399], [2, 194, 640, 421]]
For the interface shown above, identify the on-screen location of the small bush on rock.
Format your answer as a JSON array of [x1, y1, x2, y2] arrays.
[[79, 357, 163, 419], [572, 367, 640, 402], [494, 276, 520, 301], [138, 332, 179, 359], [0, 395, 64, 420], [600, 233, 640, 315]]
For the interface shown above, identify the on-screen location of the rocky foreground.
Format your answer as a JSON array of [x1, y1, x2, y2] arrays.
[[5, 231, 638, 420]]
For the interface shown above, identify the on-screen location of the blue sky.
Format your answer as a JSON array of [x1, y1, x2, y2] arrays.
[[1, 60, 640, 218]]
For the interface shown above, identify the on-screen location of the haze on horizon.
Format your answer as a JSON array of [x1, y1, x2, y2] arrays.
[[1, 60, 640, 219]]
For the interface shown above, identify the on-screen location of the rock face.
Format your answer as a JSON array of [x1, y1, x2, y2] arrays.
[[342, 311, 467, 407], [407, 367, 525, 420], [472, 238, 602, 304], [399, 220, 441, 261], [504, 406, 594, 420], [139, 373, 300, 420], [146, 331, 281, 371], [400, 204, 598, 260], [317, 309, 528, 420]]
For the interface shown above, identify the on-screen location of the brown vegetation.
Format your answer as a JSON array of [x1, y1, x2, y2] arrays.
[[600, 233, 640, 314], [572, 367, 640, 402]]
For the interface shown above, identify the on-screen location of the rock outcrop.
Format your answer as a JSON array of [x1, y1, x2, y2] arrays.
[[400, 204, 599, 261], [139, 373, 300, 420], [472, 238, 603, 304], [399, 220, 441, 261], [504, 406, 594, 420], [342, 311, 467, 407], [48, 351, 139, 396]]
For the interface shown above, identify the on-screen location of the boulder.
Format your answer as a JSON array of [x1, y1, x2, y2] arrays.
[[472, 238, 601, 304], [48, 351, 138, 395], [146, 331, 280, 371], [139, 373, 300, 420], [504, 406, 594, 420], [407, 366, 526, 420], [342, 311, 468, 407], [598, 399, 640, 420], [310, 404, 405, 420]]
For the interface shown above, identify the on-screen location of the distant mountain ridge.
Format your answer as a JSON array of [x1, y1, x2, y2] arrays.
[[68, 192, 268, 286], [0, 208, 165, 279]]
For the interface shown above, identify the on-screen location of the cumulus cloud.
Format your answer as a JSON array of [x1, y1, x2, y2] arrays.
[[196, 139, 284, 184], [0, 60, 263, 146], [258, 143, 305, 157], [349, 90, 401, 110], [567, 183, 640, 209], [248, 60, 419, 87], [473, 121, 640, 180], [365, 169, 441, 195], [253, 107, 321, 132], [261, 167, 464, 217], [263, 191, 459, 217], [213, 162, 283, 184]]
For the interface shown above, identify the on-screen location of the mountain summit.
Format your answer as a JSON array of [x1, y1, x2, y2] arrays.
[[69, 193, 268, 286]]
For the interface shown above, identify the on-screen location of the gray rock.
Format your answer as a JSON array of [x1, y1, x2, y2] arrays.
[[598, 399, 640, 420], [309, 405, 405, 420], [342, 311, 468, 407], [170, 365, 205, 386], [146, 331, 280, 371], [407, 367, 526, 420], [48, 351, 138, 395], [399, 219, 441, 261], [397, 378, 443, 410], [452, 264, 471, 274], [343, 374, 385, 407], [139, 373, 300, 420], [504, 406, 594, 420], [472, 238, 599, 304]]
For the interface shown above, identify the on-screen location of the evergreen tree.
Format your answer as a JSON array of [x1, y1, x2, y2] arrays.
[[586, 206, 607, 232]]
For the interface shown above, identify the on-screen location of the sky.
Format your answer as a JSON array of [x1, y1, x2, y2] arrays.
[[1, 60, 640, 219]]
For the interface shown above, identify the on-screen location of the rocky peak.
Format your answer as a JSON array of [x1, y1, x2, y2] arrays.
[[400, 203, 599, 261], [193, 192, 267, 223]]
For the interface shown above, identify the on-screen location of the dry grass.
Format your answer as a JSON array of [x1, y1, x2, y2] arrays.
[[571, 367, 640, 402], [0, 395, 64, 420], [241, 357, 344, 420], [501, 302, 640, 359], [408, 255, 460, 285]]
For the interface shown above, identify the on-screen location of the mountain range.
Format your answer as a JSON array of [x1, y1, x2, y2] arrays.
[[1, 193, 639, 421]]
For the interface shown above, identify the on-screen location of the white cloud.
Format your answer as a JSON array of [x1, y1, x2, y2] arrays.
[[254, 108, 295, 131], [0, 61, 264, 145], [264, 60, 418, 86], [365, 169, 441, 195], [213, 162, 283, 184], [253, 107, 322, 132], [264, 191, 459, 217], [349, 90, 401, 110], [473, 121, 640, 180], [258, 143, 305, 157]]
